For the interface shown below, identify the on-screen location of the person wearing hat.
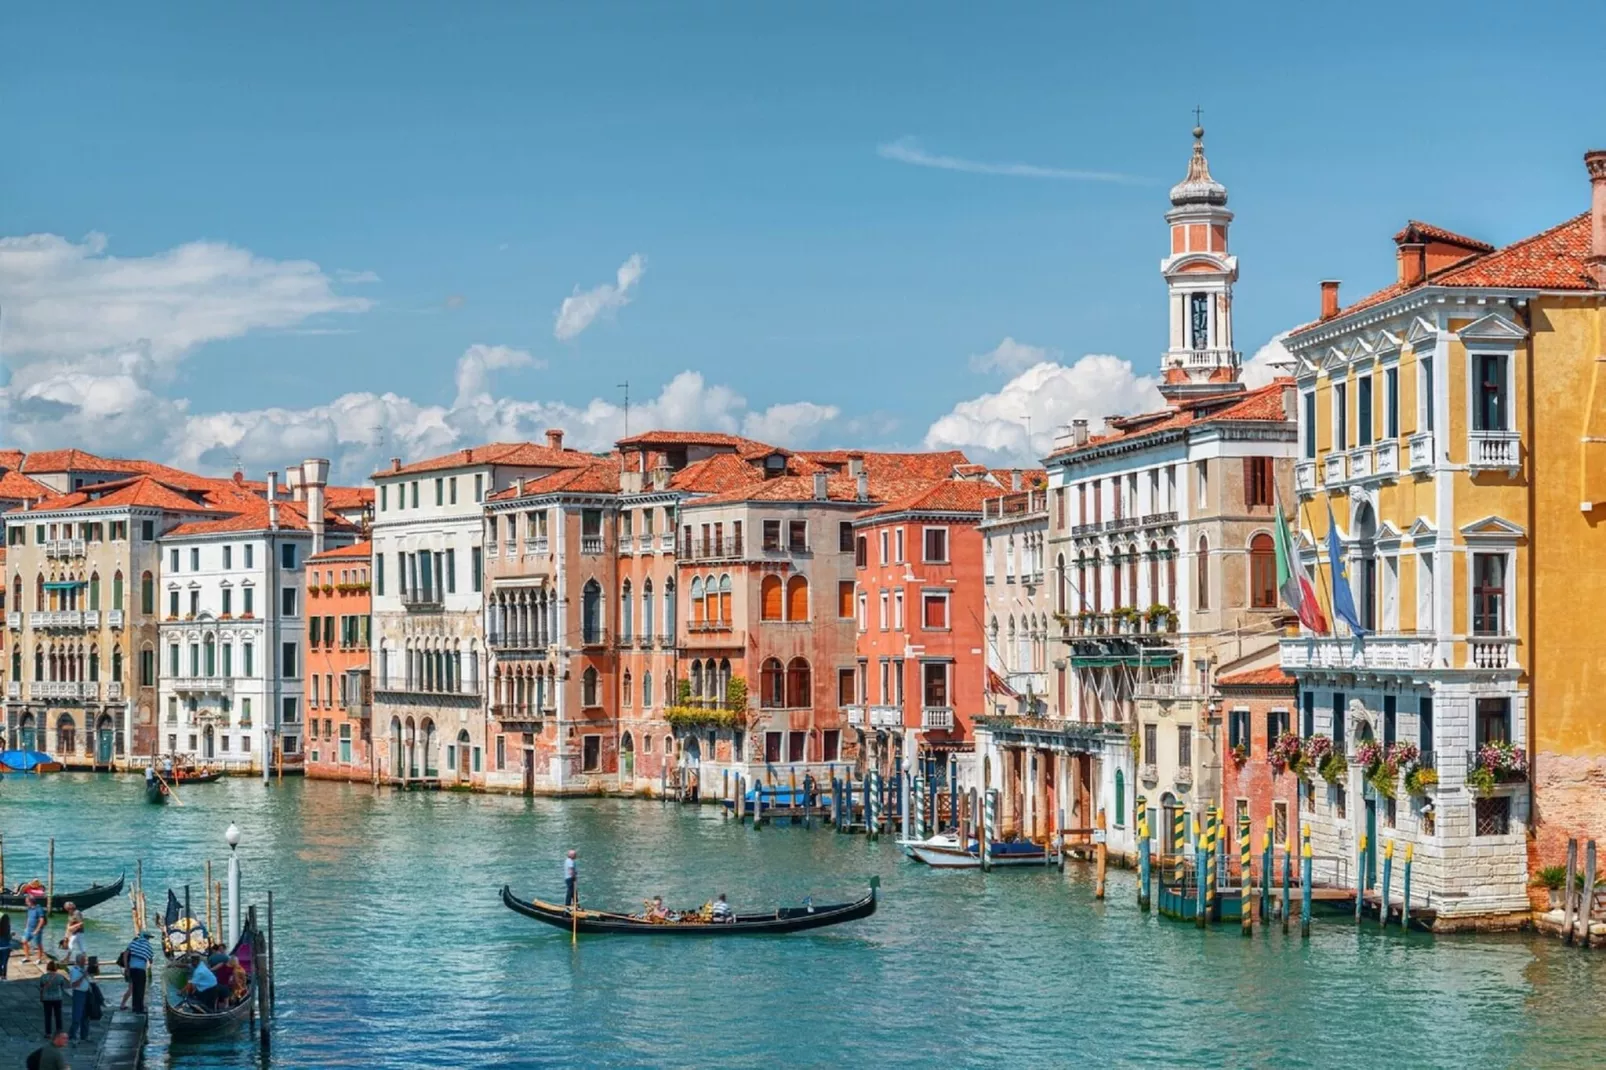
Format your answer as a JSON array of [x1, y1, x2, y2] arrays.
[[121, 930, 155, 1015]]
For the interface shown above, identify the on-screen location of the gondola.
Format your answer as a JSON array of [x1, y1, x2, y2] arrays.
[[169, 769, 225, 784], [163, 922, 257, 1037], [145, 778, 171, 804], [499, 878, 878, 935], [0, 873, 126, 914]]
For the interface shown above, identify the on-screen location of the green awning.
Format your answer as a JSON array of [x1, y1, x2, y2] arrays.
[[44, 581, 85, 590], [1070, 653, 1175, 669]]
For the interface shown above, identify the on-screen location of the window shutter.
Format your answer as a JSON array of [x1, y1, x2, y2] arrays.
[[838, 581, 854, 618], [786, 577, 808, 621], [761, 576, 783, 620]]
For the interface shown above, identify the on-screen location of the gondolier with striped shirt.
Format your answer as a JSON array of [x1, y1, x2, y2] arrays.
[[563, 850, 578, 907], [122, 931, 155, 1014]]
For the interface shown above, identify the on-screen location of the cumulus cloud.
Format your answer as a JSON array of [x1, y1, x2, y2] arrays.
[[1241, 331, 1294, 388], [877, 137, 1144, 184], [969, 336, 1059, 375], [553, 253, 645, 341], [452, 343, 541, 407], [924, 353, 1164, 467], [742, 401, 843, 447]]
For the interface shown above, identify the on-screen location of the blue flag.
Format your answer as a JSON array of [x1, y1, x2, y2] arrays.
[[1325, 503, 1366, 635]]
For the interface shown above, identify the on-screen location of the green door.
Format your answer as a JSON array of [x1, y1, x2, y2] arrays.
[[1364, 800, 1377, 889]]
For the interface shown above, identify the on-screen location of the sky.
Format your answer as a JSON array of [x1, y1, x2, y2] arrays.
[[4, 1, 1605, 481]]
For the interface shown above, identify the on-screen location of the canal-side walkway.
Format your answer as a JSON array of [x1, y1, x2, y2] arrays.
[[0, 956, 145, 1069]]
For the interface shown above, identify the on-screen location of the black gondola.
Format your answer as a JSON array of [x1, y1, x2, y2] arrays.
[[499, 879, 878, 935], [163, 921, 257, 1037], [169, 769, 225, 784], [145, 778, 171, 804], [0, 874, 126, 915]]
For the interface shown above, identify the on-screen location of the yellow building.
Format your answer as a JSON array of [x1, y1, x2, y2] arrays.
[[1279, 151, 1606, 928]]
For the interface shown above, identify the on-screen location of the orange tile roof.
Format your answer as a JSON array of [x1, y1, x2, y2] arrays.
[[668, 453, 769, 494], [0, 469, 54, 501], [19, 448, 125, 474], [308, 539, 372, 563], [486, 463, 622, 500], [164, 499, 360, 537], [0, 450, 24, 472], [1299, 213, 1598, 332], [374, 442, 594, 479], [853, 477, 1000, 520], [1046, 379, 1292, 462], [324, 486, 373, 509], [14, 475, 218, 516], [617, 430, 769, 449], [1391, 220, 1495, 253], [686, 473, 880, 507], [1216, 667, 1295, 688]]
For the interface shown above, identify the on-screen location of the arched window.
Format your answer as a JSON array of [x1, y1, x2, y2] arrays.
[[1127, 544, 1139, 608], [987, 617, 1001, 673], [702, 574, 718, 624], [112, 570, 124, 610], [582, 666, 599, 707], [620, 581, 633, 640], [642, 670, 654, 708], [1148, 542, 1160, 610], [718, 574, 732, 623], [690, 577, 705, 624], [760, 575, 783, 621], [1076, 554, 1086, 613], [11, 574, 21, 612], [35, 574, 45, 610], [88, 572, 100, 611], [582, 580, 602, 643], [1115, 769, 1126, 826], [622, 670, 633, 706], [141, 571, 155, 614], [1091, 552, 1102, 612], [719, 659, 732, 706], [663, 578, 676, 641], [1056, 553, 1067, 614], [785, 575, 808, 621], [642, 579, 654, 639], [785, 657, 811, 708], [1007, 617, 1017, 672], [760, 658, 784, 708], [1196, 536, 1210, 611], [1249, 533, 1276, 609], [690, 660, 703, 701], [1166, 540, 1178, 610]]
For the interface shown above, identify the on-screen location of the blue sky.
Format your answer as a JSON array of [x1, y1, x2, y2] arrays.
[[4, 1, 1605, 477]]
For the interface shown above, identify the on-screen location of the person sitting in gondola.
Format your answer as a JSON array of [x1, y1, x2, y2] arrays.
[[211, 955, 235, 999], [645, 896, 671, 923], [184, 959, 221, 1011], [710, 893, 734, 923], [227, 956, 248, 1003]]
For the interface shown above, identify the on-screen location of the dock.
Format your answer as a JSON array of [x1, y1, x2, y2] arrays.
[[0, 956, 148, 1070]]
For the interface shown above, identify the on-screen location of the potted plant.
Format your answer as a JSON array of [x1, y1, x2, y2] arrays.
[[1145, 604, 1174, 633], [1472, 741, 1529, 788], [1230, 742, 1249, 767], [1404, 766, 1439, 795], [1467, 765, 1497, 796], [1269, 731, 1304, 776], [1533, 864, 1568, 911]]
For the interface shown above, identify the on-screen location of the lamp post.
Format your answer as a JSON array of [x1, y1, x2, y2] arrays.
[[226, 823, 241, 946]]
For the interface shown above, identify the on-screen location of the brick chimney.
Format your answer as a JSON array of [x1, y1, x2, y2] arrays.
[[266, 471, 280, 531], [1320, 280, 1341, 321], [546, 428, 565, 450], [1072, 419, 1089, 447], [1587, 150, 1606, 288], [855, 471, 869, 502], [1396, 240, 1426, 287], [390, 457, 401, 472]]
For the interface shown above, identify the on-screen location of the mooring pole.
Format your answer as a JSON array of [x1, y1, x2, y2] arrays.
[[267, 888, 277, 1006], [1137, 807, 1151, 912], [1194, 814, 1206, 927], [1582, 841, 1598, 949], [1380, 840, 1394, 930], [1282, 821, 1294, 933], [1241, 810, 1253, 937], [1094, 808, 1107, 898], [1564, 838, 1579, 945], [252, 905, 269, 1052], [1355, 832, 1367, 925], [1261, 815, 1274, 922], [1401, 843, 1413, 931], [1300, 825, 1312, 940]]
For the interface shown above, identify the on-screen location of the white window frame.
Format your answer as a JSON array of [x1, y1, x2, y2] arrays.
[[1465, 347, 1517, 435], [1332, 377, 1349, 452], [921, 589, 951, 631], [922, 525, 950, 564], [1466, 547, 1515, 638]]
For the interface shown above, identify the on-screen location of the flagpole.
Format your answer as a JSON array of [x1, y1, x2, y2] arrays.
[[1299, 495, 1338, 635]]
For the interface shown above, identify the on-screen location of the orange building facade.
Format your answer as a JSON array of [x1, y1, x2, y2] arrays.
[[303, 541, 374, 781]]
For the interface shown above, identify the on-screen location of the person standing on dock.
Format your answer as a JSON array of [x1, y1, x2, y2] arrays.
[[0, 911, 12, 978], [122, 931, 155, 1014], [23, 893, 47, 965], [67, 953, 92, 1044], [39, 960, 67, 1037], [563, 849, 578, 907], [31, 1032, 72, 1070]]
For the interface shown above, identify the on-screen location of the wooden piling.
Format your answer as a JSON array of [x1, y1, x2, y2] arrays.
[[1300, 825, 1312, 939], [251, 905, 269, 1052], [1582, 840, 1598, 949], [1355, 833, 1367, 924], [1260, 816, 1273, 922], [1137, 807, 1151, 912], [267, 889, 277, 1006], [1094, 809, 1107, 899], [47, 838, 54, 919], [1380, 840, 1393, 929], [1563, 838, 1579, 944], [1194, 814, 1206, 928], [1240, 811, 1253, 937], [1401, 844, 1413, 930], [205, 860, 213, 935], [1172, 809, 1185, 887]]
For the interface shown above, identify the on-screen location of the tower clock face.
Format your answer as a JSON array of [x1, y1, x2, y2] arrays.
[[1190, 293, 1209, 350]]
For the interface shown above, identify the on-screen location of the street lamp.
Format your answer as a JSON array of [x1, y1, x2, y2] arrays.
[[225, 824, 241, 946]]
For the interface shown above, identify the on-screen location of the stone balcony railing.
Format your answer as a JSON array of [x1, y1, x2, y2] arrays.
[[5, 611, 21, 629], [1468, 636, 1517, 670], [921, 707, 954, 730], [525, 536, 548, 556], [1324, 452, 1348, 486], [1374, 439, 1400, 477], [44, 539, 87, 559], [106, 682, 123, 701], [1294, 460, 1317, 494], [1469, 430, 1521, 472], [108, 609, 125, 628], [1281, 633, 1440, 672], [581, 535, 604, 555], [173, 677, 234, 694], [6, 681, 18, 698], [1135, 680, 1211, 701], [30, 611, 86, 629], [1409, 432, 1435, 471], [1348, 445, 1374, 480]]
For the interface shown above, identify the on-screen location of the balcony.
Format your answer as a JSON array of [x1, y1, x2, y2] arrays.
[[1004, 671, 1048, 698], [30, 611, 85, 629], [659, 533, 675, 553], [1103, 516, 1140, 534], [580, 628, 608, 649], [1468, 430, 1520, 473], [525, 536, 548, 556], [680, 622, 743, 649], [1323, 452, 1348, 486], [491, 704, 543, 729], [5, 612, 20, 629], [6, 681, 18, 698], [1174, 765, 1194, 788], [1348, 445, 1374, 480], [346, 700, 371, 719], [173, 677, 233, 695], [372, 680, 483, 699], [44, 539, 86, 559], [659, 633, 676, 649], [1180, 347, 1240, 369], [83, 611, 100, 629], [843, 704, 865, 727], [106, 682, 123, 701], [34, 681, 88, 700], [504, 540, 517, 558], [1141, 511, 1178, 528], [1294, 460, 1317, 494], [637, 534, 654, 553], [108, 609, 125, 629], [1374, 440, 1400, 477], [921, 707, 954, 731], [1468, 636, 1517, 670], [694, 536, 745, 561], [1408, 432, 1435, 472], [400, 591, 443, 612], [1465, 747, 1527, 787], [1070, 523, 1100, 537], [488, 631, 548, 654], [1140, 762, 1158, 782], [1135, 679, 1210, 701], [1281, 633, 1439, 673]]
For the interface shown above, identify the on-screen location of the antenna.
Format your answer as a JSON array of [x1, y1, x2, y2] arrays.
[[618, 381, 630, 438]]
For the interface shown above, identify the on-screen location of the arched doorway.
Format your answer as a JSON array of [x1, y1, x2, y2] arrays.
[[18, 713, 35, 751], [621, 732, 635, 781], [421, 719, 438, 777], [96, 714, 115, 765], [1353, 502, 1378, 631], [202, 725, 215, 760], [390, 717, 403, 779], [56, 714, 76, 756], [1160, 791, 1181, 857], [457, 730, 471, 780], [404, 717, 418, 777]]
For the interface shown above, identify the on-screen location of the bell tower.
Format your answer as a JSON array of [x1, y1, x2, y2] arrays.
[[1159, 119, 1242, 401]]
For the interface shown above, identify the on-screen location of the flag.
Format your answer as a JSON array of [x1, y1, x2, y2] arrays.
[[1273, 493, 1327, 634], [1325, 503, 1366, 635]]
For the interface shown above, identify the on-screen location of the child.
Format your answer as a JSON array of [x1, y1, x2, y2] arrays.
[[39, 960, 67, 1038]]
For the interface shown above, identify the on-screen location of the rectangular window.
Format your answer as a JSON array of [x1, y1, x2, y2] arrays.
[[1195, 462, 1208, 510], [1333, 381, 1349, 451], [1245, 457, 1273, 508], [376, 555, 385, 597], [245, 544, 253, 568], [1273, 802, 1288, 849], [410, 481, 419, 508], [475, 474, 484, 502], [893, 590, 904, 630], [282, 642, 298, 678], [140, 650, 154, 686], [788, 520, 807, 552], [838, 581, 855, 618], [1303, 391, 1317, 459], [169, 590, 180, 618], [1475, 697, 1511, 747], [445, 548, 456, 594], [922, 662, 948, 708], [1228, 709, 1250, 751], [878, 590, 889, 631], [282, 587, 297, 616], [1178, 725, 1192, 769], [310, 616, 322, 646], [282, 543, 297, 569], [189, 590, 200, 617], [435, 478, 444, 506], [1381, 694, 1398, 747], [170, 548, 180, 572], [381, 485, 388, 511], [168, 645, 179, 676], [282, 697, 299, 724], [822, 729, 840, 763], [1143, 724, 1157, 766], [1474, 353, 1508, 432], [1357, 374, 1374, 447], [1385, 366, 1399, 438], [838, 669, 855, 706], [190, 547, 201, 571], [921, 592, 949, 630], [1267, 708, 1289, 743], [839, 521, 854, 552], [1421, 356, 1435, 432], [471, 547, 483, 593], [855, 536, 866, 568], [878, 659, 890, 704], [762, 520, 781, 551], [222, 545, 232, 570], [879, 530, 889, 564], [1476, 796, 1511, 837], [1332, 692, 1346, 754], [142, 520, 155, 541], [244, 644, 254, 677], [923, 527, 949, 563], [1419, 697, 1434, 756], [893, 527, 904, 563], [1302, 690, 1315, 738], [1472, 552, 1506, 635]]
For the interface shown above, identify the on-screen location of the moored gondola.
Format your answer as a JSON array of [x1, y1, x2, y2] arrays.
[[499, 878, 877, 935], [170, 769, 225, 784], [0, 873, 125, 914], [163, 922, 257, 1037]]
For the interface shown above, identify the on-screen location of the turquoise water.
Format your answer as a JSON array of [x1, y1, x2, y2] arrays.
[[4, 773, 1605, 1069]]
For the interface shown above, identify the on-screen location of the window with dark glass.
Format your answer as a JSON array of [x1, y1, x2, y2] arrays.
[[1472, 553, 1506, 635], [1267, 709, 1289, 744], [922, 662, 948, 708], [1229, 710, 1250, 750], [1419, 697, 1434, 756], [1357, 374, 1374, 447], [923, 527, 949, 563], [763, 520, 781, 551], [1332, 692, 1347, 754], [1334, 382, 1349, 451], [1189, 292, 1209, 350], [1385, 367, 1399, 438], [1474, 354, 1507, 432], [1476, 697, 1511, 747], [1383, 694, 1397, 747], [1303, 392, 1317, 459], [788, 520, 807, 552]]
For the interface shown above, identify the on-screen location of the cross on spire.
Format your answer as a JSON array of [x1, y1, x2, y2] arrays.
[[1193, 104, 1204, 128]]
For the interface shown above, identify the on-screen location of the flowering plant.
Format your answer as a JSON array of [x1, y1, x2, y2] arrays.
[[1302, 734, 1334, 765], [1354, 740, 1384, 772], [1318, 752, 1349, 786], [1230, 743, 1249, 766], [1475, 741, 1528, 779], [1269, 731, 1304, 775], [1404, 766, 1438, 795], [1386, 742, 1421, 775]]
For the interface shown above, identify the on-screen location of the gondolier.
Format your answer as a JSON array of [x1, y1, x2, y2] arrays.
[[563, 850, 578, 907]]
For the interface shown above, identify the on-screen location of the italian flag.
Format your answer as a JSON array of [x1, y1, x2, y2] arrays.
[[1274, 493, 1328, 634]]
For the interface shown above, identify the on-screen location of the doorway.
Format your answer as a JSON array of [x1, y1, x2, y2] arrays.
[[1364, 799, 1378, 890], [457, 730, 471, 780]]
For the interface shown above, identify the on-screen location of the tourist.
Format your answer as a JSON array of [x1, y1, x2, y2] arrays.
[[711, 893, 733, 923], [212, 954, 235, 998], [122, 931, 155, 1015], [228, 956, 249, 1003], [563, 849, 578, 906], [0, 910, 13, 978], [67, 953, 92, 1043], [62, 904, 85, 964], [646, 896, 670, 922], [31, 1032, 72, 1070], [24, 893, 47, 964], [39, 960, 67, 1037], [184, 957, 220, 1011]]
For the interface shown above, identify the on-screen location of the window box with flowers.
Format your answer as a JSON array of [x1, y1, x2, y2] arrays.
[[1466, 741, 1528, 796], [1269, 731, 1307, 777], [1145, 604, 1175, 634], [1230, 742, 1249, 767], [1303, 734, 1346, 785]]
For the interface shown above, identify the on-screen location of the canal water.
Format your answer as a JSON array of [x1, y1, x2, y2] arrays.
[[4, 774, 1605, 1069]]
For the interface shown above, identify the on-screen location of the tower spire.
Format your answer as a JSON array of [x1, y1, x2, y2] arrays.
[[1159, 118, 1241, 402]]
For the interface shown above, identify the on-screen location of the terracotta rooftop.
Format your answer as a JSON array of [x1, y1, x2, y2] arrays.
[[0, 450, 24, 472], [324, 486, 374, 510], [1299, 213, 1598, 332], [0, 469, 55, 502], [308, 539, 372, 563], [374, 442, 594, 479], [687, 473, 883, 507], [1391, 220, 1495, 253], [617, 430, 770, 449], [1216, 667, 1295, 688], [1046, 379, 1293, 462], [853, 477, 1001, 521], [13, 475, 220, 516], [164, 499, 361, 538], [487, 463, 623, 501], [668, 453, 772, 495]]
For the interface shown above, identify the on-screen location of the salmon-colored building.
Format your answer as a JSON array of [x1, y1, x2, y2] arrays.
[[303, 541, 374, 780], [1215, 666, 1298, 868]]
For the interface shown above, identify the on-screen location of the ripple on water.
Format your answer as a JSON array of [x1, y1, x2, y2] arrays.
[[5, 775, 1606, 1069]]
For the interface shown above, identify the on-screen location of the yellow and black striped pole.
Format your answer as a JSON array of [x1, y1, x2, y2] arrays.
[[1173, 809, 1186, 886], [1240, 809, 1253, 936], [1137, 797, 1151, 911], [1204, 808, 1217, 925]]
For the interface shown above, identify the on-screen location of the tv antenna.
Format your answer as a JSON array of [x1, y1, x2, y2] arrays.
[[619, 380, 631, 438]]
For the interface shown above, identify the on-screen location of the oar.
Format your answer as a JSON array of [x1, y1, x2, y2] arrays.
[[571, 894, 578, 946], [156, 769, 185, 807]]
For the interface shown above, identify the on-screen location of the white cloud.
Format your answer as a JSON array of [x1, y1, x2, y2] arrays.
[[553, 253, 645, 341], [453, 343, 542, 407], [877, 137, 1144, 184], [924, 353, 1164, 467], [742, 401, 843, 447], [1241, 331, 1294, 388], [969, 336, 1059, 375]]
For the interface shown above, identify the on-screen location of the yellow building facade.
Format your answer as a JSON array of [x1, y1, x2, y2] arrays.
[[1280, 156, 1606, 927]]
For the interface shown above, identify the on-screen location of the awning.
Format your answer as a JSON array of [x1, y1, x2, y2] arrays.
[[1069, 653, 1175, 669], [44, 581, 85, 590]]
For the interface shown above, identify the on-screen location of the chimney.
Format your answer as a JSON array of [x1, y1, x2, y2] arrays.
[[855, 471, 869, 502], [460, 447, 473, 463], [1587, 150, 1606, 287], [546, 428, 565, 451], [390, 457, 401, 473], [651, 463, 671, 491], [848, 457, 865, 480], [813, 471, 829, 500], [1396, 240, 1427, 287], [285, 464, 305, 503], [1010, 470, 1022, 492], [1072, 419, 1089, 447], [232, 469, 244, 486], [1320, 280, 1341, 321], [303, 458, 329, 554], [1282, 383, 1299, 423], [266, 471, 280, 531], [517, 477, 527, 496]]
